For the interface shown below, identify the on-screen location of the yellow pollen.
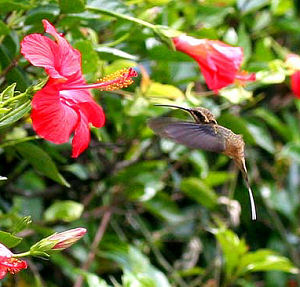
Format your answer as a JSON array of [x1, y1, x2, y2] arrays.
[[97, 68, 137, 91]]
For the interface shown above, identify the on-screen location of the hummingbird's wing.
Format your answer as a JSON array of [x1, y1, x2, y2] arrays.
[[148, 117, 226, 153]]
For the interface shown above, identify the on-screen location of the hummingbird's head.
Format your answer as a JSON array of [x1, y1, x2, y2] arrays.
[[189, 107, 217, 125]]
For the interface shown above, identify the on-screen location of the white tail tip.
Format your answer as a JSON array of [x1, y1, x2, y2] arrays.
[[248, 186, 257, 220]]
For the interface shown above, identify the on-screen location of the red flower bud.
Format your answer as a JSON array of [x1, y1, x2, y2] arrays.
[[48, 228, 87, 250]]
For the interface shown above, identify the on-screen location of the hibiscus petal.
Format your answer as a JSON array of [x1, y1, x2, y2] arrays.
[[21, 33, 64, 79], [59, 83, 105, 128], [291, 71, 300, 99], [173, 35, 244, 90], [198, 43, 243, 90], [42, 19, 82, 78], [0, 257, 27, 271], [211, 41, 243, 69], [0, 244, 13, 257], [78, 101, 105, 128], [31, 83, 78, 144], [0, 266, 7, 279], [21, 20, 82, 79], [71, 112, 90, 158]]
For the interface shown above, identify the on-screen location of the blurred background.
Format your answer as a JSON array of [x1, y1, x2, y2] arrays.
[[0, 0, 300, 286]]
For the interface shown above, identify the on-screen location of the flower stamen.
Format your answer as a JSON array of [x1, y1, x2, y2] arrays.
[[69, 68, 138, 91]]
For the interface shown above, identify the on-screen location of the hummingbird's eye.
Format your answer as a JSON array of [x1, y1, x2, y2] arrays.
[[192, 110, 208, 123]]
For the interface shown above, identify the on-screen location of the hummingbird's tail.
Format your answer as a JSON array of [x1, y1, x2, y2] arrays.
[[235, 158, 257, 220]]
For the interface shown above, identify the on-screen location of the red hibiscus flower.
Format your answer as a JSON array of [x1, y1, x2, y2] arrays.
[[286, 54, 300, 99], [21, 20, 137, 157], [172, 35, 255, 91], [0, 243, 27, 279]]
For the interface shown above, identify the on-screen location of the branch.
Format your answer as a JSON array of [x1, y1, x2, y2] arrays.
[[73, 208, 112, 287], [0, 54, 21, 79]]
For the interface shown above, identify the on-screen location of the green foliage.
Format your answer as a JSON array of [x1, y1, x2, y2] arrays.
[[0, 0, 299, 286], [180, 177, 218, 209], [15, 142, 70, 187], [0, 230, 22, 248], [215, 227, 298, 283], [59, 0, 86, 13], [44, 200, 84, 222], [102, 244, 171, 287]]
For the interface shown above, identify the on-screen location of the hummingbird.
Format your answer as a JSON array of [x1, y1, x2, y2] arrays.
[[148, 104, 256, 220]]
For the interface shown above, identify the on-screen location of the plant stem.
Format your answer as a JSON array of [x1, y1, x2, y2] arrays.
[[73, 208, 112, 287], [99, 33, 130, 47], [13, 251, 31, 258], [0, 54, 21, 80], [132, 214, 189, 287], [86, 6, 156, 30]]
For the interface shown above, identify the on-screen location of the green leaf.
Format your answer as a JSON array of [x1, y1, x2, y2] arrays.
[[256, 59, 286, 84], [24, 4, 60, 25], [59, 0, 86, 13], [260, 184, 297, 222], [145, 0, 171, 4], [253, 108, 291, 142], [252, 10, 272, 32], [0, 108, 10, 113], [85, 273, 110, 287], [0, 35, 29, 90], [145, 82, 184, 100], [143, 193, 182, 224], [0, 0, 32, 13], [238, 250, 298, 275], [64, 163, 89, 180], [102, 244, 171, 287], [271, 0, 293, 15], [238, 24, 251, 62], [203, 171, 235, 187], [219, 86, 253, 104], [11, 216, 32, 235], [14, 142, 70, 187], [247, 122, 275, 153], [95, 46, 138, 61], [14, 197, 44, 222], [0, 83, 16, 101], [237, 0, 270, 14], [0, 100, 31, 129], [195, 5, 234, 28], [279, 143, 300, 163], [0, 20, 9, 36], [180, 177, 218, 209], [44, 200, 84, 222], [104, 59, 137, 75], [215, 228, 248, 278], [0, 230, 22, 248], [87, 0, 130, 16], [74, 40, 100, 81]]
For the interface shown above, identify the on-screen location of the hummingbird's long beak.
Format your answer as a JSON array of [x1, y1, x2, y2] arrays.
[[154, 104, 191, 114]]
